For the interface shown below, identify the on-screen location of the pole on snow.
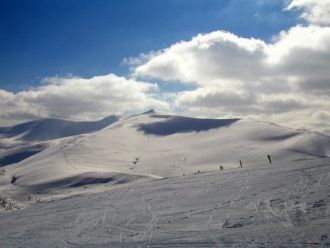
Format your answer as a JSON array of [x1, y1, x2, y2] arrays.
[[267, 154, 272, 164]]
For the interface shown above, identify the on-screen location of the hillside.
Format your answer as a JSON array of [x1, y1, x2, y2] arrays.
[[0, 111, 329, 202], [0, 115, 119, 167], [0, 115, 119, 142], [0, 111, 330, 246], [1, 157, 329, 247]]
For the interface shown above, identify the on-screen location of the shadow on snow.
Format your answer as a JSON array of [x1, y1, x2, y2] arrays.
[[137, 116, 239, 136]]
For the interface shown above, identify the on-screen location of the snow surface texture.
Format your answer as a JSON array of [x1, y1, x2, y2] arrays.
[[1, 158, 330, 247], [0, 111, 330, 246], [0, 115, 119, 142], [0, 116, 119, 167], [3, 112, 329, 192]]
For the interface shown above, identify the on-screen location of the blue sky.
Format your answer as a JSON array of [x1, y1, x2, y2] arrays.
[[0, 0, 329, 134], [0, 0, 299, 92]]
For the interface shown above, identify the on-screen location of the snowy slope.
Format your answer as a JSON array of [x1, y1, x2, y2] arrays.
[[0, 115, 119, 168], [0, 111, 330, 246], [1, 111, 329, 202], [0, 115, 119, 142], [1, 158, 329, 247]]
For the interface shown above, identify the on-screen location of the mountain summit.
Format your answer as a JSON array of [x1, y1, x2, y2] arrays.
[[0, 112, 330, 246], [1, 112, 329, 198]]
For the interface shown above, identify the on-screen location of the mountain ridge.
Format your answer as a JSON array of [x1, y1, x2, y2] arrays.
[[0, 111, 329, 206], [0, 115, 120, 142], [0, 112, 328, 200]]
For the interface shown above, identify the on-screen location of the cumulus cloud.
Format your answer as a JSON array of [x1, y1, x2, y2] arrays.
[[134, 31, 267, 84], [2, 0, 330, 133], [0, 74, 169, 126], [122, 51, 162, 67], [134, 25, 330, 93], [286, 0, 330, 25], [130, 1, 330, 133]]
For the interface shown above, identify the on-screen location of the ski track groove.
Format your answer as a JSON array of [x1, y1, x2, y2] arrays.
[[1, 158, 330, 246]]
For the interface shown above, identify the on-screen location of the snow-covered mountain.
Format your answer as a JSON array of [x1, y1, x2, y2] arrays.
[[0, 115, 119, 167], [1, 110, 329, 199], [2, 157, 330, 247], [0, 115, 119, 142], [0, 110, 330, 246]]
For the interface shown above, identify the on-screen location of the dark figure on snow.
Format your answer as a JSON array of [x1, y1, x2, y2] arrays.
[[267, 155, 272, 164], [220, 165, 224, 171], [239, 160, 243, 168]]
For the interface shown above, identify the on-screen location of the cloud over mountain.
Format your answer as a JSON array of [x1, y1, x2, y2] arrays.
[[0, 74, 169, 126], [1, 0, 329, 133], [130, 1, 330, 133]]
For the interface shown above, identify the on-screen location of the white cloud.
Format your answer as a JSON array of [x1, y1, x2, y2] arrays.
[[286, 0, 330, 25], [2, 0, 330, 133], [267, 25, 330, 95], [122, 51, 162, 67], [130, 2, 330, 133], [134, 31, 267, 85], [0, 74, 169, 126]]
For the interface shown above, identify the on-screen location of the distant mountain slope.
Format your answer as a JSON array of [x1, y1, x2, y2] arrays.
[[0, 143, 46, 167], [1, 111, 329, 246], [0, 115, 119, 142], [1, 110, 328, 201]]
